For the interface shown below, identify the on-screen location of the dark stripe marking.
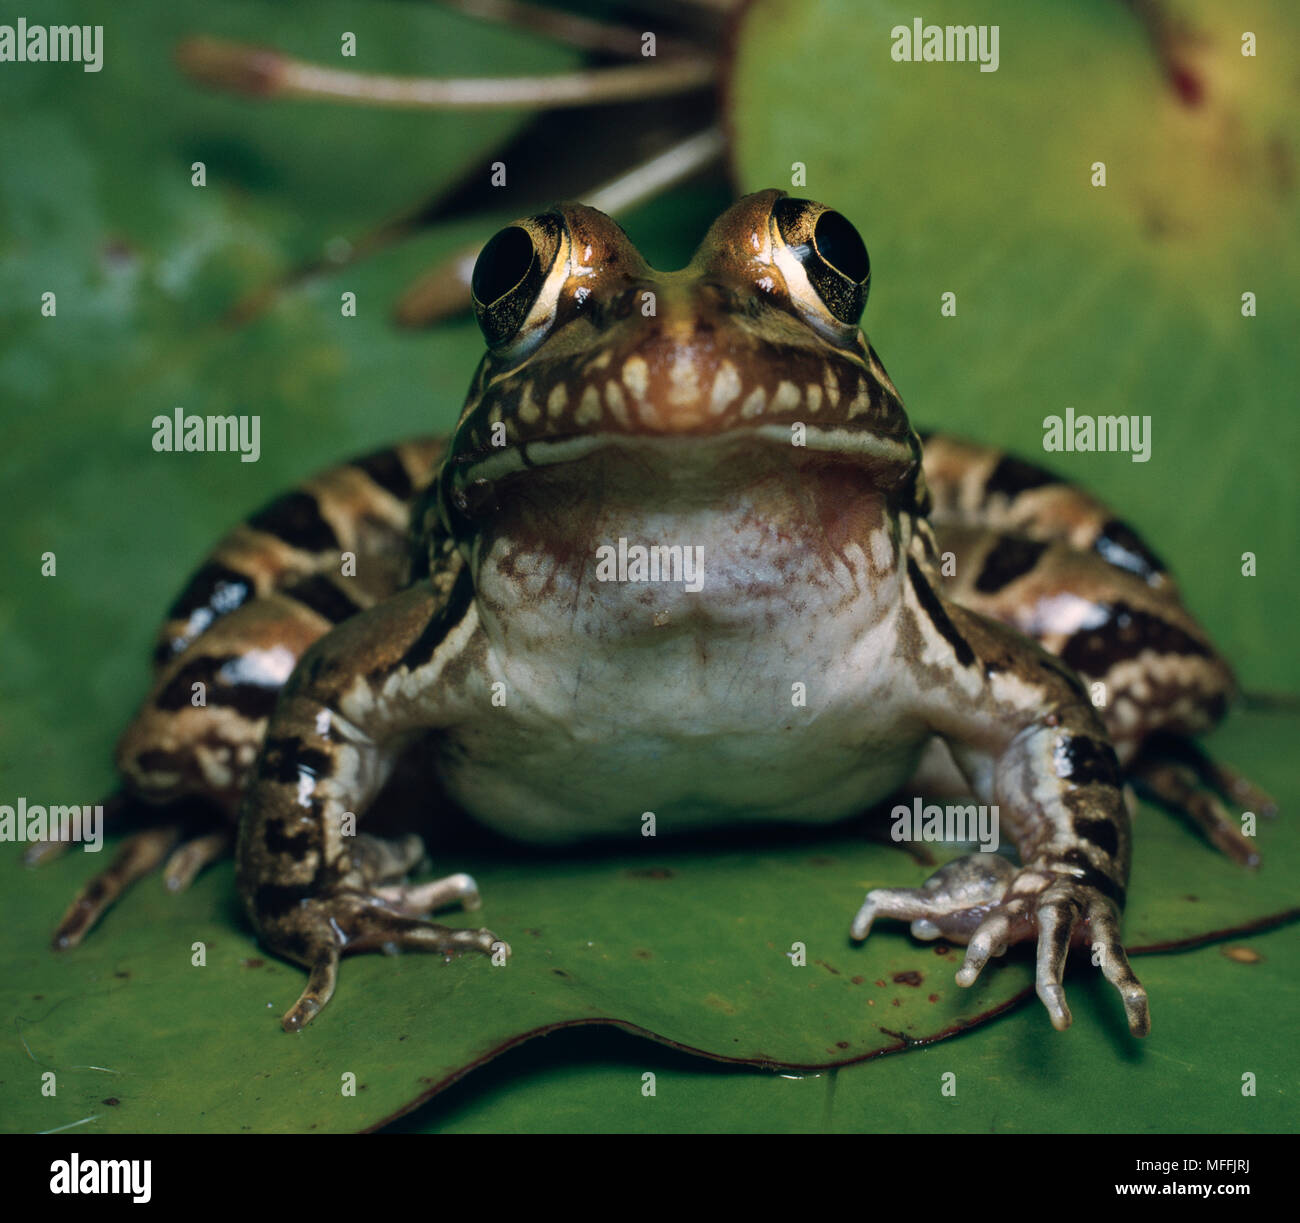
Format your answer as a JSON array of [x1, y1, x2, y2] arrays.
[[907, 557, 976, 668], [1053, 734, 1122, 790], [985, 454, 1057, 499], [259, 736, 333, 784], [284, 574, 363, 625], [354, 448, 413, 502], [1094, 518, 1166, 583], [253, 882, 311, 920], [1061, 602, 1212, 678], [155, 654, 281, 719], [1050, 849, 1125, 905], [135, 748, 183, 774], [974, 534, 1050, 593], [166, 562, 254, 623], [248, 490, 339, 553], [398, 563, 476, 671], [1074, 817, 1120, 858], [263, 819, 318, 860]]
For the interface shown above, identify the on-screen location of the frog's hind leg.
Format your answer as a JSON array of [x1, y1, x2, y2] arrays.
[[36, 791, 225, 946], [44, 440, 447, 947], [52, 823, 184, 948], [920, 431, 1270, 865], [1129, 733, 1278, 869]]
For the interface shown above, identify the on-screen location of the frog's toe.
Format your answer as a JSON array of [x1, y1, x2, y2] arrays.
[[51, 824, 183, 948], [1131, 736, 1274, 868], [162, 829, 234, 892], [1085, 895, 1150, 1036], [371, 871, 481, 915], [851, 852, 1018, 942], [1016, 876, 1149, 1037]]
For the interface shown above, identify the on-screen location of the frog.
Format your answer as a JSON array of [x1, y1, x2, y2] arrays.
[[38, 189, 1271, 1035]]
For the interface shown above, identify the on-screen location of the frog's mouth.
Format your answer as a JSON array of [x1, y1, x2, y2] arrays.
[[442, 428, 919, 569], [449, 422, 918, 493]]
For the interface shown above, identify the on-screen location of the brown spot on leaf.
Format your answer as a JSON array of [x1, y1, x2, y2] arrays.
[[1222, 945, 1262, 965], [928, 994, 940, 1003], [835, 1040, 850, 1049], [933, 943, 950, 956], [850, 976, 865, 985], [114, 971, 129, 979], [241, 958, 265, 969], [893, 971, 923, 987], [634, 949, 653, 960], [813, 959, 841, 976], [102, 1097, 120, 1106]]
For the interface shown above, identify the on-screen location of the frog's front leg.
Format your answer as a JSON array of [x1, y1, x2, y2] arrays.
[[236, 574, 506, 1032], [855, 565, 1149, 1036]]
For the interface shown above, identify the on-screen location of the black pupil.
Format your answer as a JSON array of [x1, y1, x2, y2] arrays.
[[472, 226, 534, 305], [814, 211, 869, 283]]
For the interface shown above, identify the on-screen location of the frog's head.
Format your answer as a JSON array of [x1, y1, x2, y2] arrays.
[[439, 190, 923, 544]]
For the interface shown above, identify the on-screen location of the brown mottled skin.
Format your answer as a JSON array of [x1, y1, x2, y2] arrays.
[[40, 191, 1269, 1034]]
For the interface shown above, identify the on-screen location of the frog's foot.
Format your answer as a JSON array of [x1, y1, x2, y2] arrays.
[[51, 824, 184, 948], [1131, 732, 1277, 869], [851, 853, 1150, 1036], [50, 821, 235, 947], [37, 792, 234, 946], [274, 887, 507, 1033]]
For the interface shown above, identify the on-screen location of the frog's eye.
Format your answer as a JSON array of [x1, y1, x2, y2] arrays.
[[471, 215, 564, 350], [771, 197, 870, 328]]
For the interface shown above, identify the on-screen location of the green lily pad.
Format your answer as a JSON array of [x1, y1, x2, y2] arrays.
[[388, 920, 1299, 1133]]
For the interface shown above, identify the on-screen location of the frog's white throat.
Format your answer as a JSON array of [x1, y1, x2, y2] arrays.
[[466, 435, 907, 648]]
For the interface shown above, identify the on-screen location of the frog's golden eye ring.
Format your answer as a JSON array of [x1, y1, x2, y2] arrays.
[[771, 197, 870, 327], [471, 214, 564, 350]]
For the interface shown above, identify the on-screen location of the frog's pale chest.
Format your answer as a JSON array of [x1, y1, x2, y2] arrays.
[[432, 445, 929, 842]]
